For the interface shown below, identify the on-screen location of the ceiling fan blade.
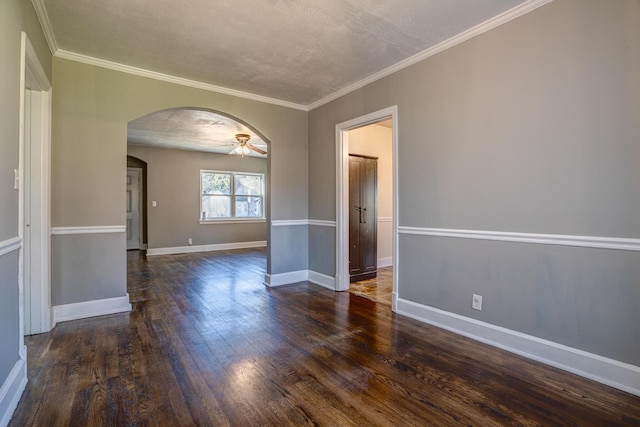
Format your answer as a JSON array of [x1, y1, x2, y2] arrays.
[[248, 144, 267, 155]]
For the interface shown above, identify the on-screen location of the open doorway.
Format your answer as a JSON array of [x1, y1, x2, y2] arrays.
[[126, 156, 147, 250], [347, 121, 393, 305], [335, 106, 398, 311], [125, 108, 269, 260]]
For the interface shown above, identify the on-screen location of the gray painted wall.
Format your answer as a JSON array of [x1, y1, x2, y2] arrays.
[[52, 234, 127, 306], [52, 58, 308, 305], [399, 235, 640, 365], [308, 0, 640, 365], [271, 226, 308, 274], [308, 225, 335, 275], [127, 144, 267, 249], [0, 0, 51, 414], [0, 252, 20, 383]]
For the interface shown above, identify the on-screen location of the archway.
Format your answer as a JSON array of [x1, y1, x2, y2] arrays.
[[125, 107, 271, 270]]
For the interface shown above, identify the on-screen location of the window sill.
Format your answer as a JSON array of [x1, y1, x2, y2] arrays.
[[199, 219, 266, 225]]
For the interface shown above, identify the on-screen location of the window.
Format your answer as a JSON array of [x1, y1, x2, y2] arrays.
[[200, 171, 264, 220]]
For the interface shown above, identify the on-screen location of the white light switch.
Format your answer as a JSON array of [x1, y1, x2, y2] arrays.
[[14, 169, 19, 190], [152, 201, 157, 207]]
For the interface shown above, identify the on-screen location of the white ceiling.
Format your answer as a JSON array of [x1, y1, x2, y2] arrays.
[[37, 0, 532, 107], [128, 109, 268, 157]]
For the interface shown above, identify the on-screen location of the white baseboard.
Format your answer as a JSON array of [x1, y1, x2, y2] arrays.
[[147, 240, 266, 256], [264, 270, 336, 290], [264, 270, 308, 287], [53, 295, 131, 323], [377, 257, 393, 268], [396, 298, 640, 397], [0, 357, 27, 427], [308, 271, 336, 290]]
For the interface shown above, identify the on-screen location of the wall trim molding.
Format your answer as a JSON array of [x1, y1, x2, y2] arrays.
[[146, 240, 266, 256], [271, 219, 337, 227], [378, 217, 392, 223], [31, 0, 552, 113], [51, 226, 126, 235], [378, 257, 393, 268], [32, 0, 550, 113], [0, 237, 22, 257], [396, 299, 640, 397], [264, 270, 336, 290], [54, 50, 307, 112], [199, 219, 265, 225], [271, 220, 309, 227], [53, 295, 132, 323], [398, 226, 640, 252], [30, 0, 58, 54], [308, 220, 337, 227], [308, 271, 336, 290], [31, 0, 305, 110], [0, 357, 27, 427], [308, 0, 553, 110], [264, 270, 308, 287]]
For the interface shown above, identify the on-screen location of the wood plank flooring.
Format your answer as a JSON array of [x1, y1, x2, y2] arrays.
[[349, 266, 393, 305], [10, 248, 640, 426]]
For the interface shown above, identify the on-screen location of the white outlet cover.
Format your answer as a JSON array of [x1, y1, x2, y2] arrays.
[[472, 294, 483, 311]]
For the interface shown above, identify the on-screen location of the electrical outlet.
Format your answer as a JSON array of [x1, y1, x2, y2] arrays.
[[472, 294, 483, 311], [188, 238, 193, 246]]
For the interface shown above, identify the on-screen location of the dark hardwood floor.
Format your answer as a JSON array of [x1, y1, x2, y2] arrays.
[[10, 248, 640, 426], [349, 266, 393, 305]]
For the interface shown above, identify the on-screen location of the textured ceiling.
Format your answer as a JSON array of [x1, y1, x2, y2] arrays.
[[128, 109, 268, 157], [40, 0, 529, 106]]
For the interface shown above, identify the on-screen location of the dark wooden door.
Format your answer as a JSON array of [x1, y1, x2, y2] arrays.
[[349, 155, 377, 282]]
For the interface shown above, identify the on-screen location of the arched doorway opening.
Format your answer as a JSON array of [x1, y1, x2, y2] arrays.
[[125, 107, 271, 271], [126, 155, 147, 250]]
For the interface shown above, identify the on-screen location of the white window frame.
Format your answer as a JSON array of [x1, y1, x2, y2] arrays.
[[199, 170, 265, 223]]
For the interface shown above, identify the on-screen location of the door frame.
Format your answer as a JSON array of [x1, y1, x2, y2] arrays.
[[19, 32, 53, 337], [335, 106, 398, 310], [126, 167, 143, 250]]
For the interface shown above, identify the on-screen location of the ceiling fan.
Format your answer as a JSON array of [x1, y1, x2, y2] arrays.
[[230, 133, 267, 157]]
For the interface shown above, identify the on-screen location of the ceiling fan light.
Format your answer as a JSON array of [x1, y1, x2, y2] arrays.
[[234, 146, 243, 154], [242, 146, 251, 155]]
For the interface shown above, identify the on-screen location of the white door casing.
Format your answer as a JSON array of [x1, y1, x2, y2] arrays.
[[335, 106, 399, 310], [126, 168, 142, 250], [19, 32, 53, 336]]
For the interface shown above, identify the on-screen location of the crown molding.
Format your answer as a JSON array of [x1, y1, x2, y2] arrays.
[[30, 0, 58, 54], [307, 0, 553, 110], [54, 50, 308, 112], [32, 0, 550, 112]]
